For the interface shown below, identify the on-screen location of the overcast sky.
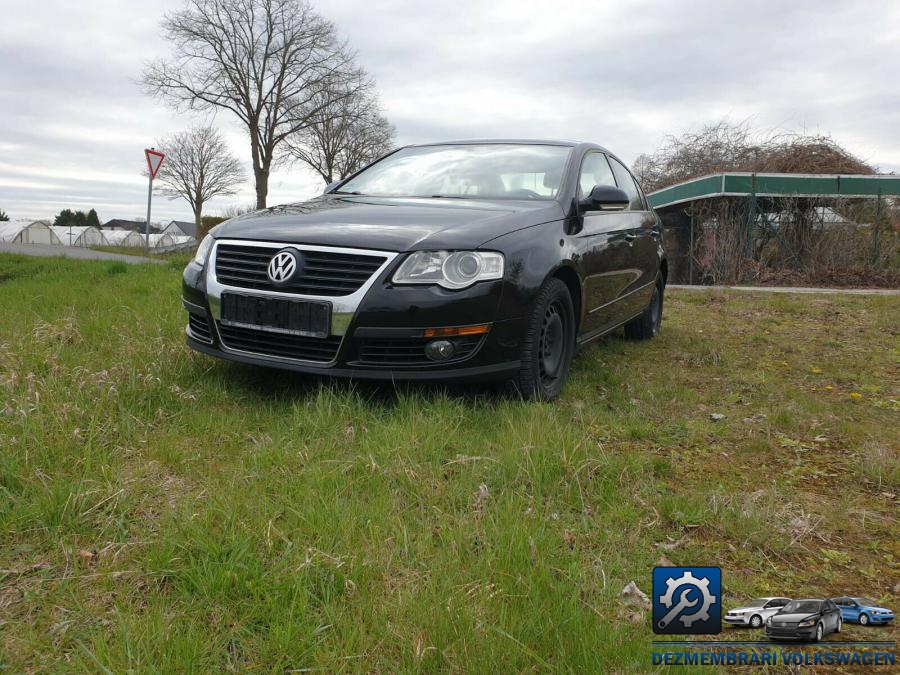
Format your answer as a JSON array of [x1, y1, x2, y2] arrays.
[[1, 0, 898, 223]]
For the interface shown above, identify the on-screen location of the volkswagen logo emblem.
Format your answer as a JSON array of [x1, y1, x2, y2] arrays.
[[267, 249, 300, 285], [780, 622, 786, 627]]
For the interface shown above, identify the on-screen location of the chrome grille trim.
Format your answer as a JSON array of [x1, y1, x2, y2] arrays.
[[205, 239, 399, 366]]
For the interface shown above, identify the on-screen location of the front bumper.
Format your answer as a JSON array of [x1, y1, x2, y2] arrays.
[[765, 625, 817, 640], [724, 614, 752, 626], [181, 240, 527, 382], [867, 613, 894, 624]]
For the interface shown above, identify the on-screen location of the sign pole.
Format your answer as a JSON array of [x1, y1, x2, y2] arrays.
[[145, 174, 153, 254], [143, 147, 166, 255]]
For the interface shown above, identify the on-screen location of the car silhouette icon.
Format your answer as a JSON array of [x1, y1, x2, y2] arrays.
[[724, 597, 791, 628], [765, 599, 842, 642], [832, 597, 895, 625]]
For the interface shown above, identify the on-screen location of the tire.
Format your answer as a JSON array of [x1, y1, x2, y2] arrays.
[[814, 623, 824, 643], [507, 278, 576, 401], [835, 617, 842, 633], [624, 274, 663, 340], [859, 613, 869, 626], [750, 614, 762, 628]]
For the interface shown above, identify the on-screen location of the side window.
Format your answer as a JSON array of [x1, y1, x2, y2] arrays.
[[578, 152, 616, 199], [607, 156, 644, 211]]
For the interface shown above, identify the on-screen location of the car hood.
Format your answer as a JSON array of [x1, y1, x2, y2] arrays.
[[729, 606, 766, 613], [772, 613, 819, 623], [211, 194, 565, 251]]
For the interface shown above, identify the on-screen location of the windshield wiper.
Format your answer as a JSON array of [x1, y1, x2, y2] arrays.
[[333, 190, 364, 195]]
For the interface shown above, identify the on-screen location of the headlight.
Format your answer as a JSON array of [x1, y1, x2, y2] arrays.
[[798, 619, 816, 627], [392, 251, 504, 290], [193, 235, 214, 266], [766, 617, 773, 626], [737, 611, 747, 616]]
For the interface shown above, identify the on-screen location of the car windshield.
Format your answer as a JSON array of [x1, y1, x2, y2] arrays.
[[853, 598, 877, 607], [744, 598, 768, 607], [782, 601, 821, 614], [335, 144, 572, 200]]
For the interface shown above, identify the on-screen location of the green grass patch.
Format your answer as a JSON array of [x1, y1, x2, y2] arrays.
[[0, 254, 897, 671]]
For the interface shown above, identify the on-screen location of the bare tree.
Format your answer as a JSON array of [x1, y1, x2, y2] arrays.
[[283, 76, 396, 184], [634, 120, 875, 193], [155, 125, 245, 233], [142, 0, 361, 208]]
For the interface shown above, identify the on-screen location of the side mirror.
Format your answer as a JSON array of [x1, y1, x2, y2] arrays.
[[580, 185, 629, 212], [324, 180, 341, 194]]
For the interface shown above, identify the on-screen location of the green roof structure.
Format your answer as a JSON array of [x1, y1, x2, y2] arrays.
[[649, 172, 900, 210]]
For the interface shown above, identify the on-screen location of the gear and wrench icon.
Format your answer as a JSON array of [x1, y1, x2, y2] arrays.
[[658, 570, 717, 628]]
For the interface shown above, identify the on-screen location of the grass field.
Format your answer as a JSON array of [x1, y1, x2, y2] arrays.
[[0, 253, 897, 672]]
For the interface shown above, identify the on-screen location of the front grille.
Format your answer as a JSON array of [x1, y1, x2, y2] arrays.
[[217, 323, 341, 363], [215, 243, 387, 296], [188, 313, 213, 343], [358, 335, 483, 366]]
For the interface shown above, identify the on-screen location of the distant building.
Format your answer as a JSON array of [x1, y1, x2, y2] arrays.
[[161, 220, 198, 238], [103, 219, 163, 234]]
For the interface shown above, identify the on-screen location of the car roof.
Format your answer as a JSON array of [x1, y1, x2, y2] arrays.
[[405, 138, 615, 155], [792, 598, 824, 602]]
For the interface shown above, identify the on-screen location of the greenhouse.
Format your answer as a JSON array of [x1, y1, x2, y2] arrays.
[[0, 220, 62, 245]]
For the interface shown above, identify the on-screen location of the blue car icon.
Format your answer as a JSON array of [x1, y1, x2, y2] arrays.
[[831, 597, 895, 625]]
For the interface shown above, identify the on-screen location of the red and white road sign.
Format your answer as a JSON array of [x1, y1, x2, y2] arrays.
[[145, 148, 165, 178]]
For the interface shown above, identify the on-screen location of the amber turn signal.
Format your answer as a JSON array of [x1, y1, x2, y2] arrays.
[[423, 324, 491, 338]]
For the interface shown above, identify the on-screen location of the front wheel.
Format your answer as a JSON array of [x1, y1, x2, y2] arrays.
[[624, 274, 663, 340], [814, 623, 824, 643], [835, 617, 842, 633], [507, 278, 576, 401], [859, 613, 869, 626], [750, 615, 762, 628]]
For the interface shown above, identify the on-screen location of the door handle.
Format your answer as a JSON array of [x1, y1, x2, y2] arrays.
[[650, 228, 661, 239], [624, 233, 637, 244]]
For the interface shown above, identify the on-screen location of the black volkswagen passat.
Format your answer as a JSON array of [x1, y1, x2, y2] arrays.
[[182, 140, 667, 400], [765, 599, 843, 642]]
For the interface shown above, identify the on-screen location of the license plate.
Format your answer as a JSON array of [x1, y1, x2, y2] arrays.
[[220, 293, 331, 338]]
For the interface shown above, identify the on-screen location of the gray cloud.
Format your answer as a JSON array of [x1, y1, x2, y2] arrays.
[[1, 0, 898, 223]]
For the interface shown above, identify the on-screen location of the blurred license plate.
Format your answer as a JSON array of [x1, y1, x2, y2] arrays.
[[220, 293, 331, 338]]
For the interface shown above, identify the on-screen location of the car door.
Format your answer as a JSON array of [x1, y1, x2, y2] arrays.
[[573, 151, 639, 336], [825, 600, 840, 631], [846, 599, 860, 621], [606, 155, 660, 319]]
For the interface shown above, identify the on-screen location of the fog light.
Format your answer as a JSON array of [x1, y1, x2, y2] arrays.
[[425, 339, 455, 361]]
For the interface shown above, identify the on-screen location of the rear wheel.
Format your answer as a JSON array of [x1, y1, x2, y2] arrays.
[[507, 278, 575, 401], [624, 274, 663, 340]]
